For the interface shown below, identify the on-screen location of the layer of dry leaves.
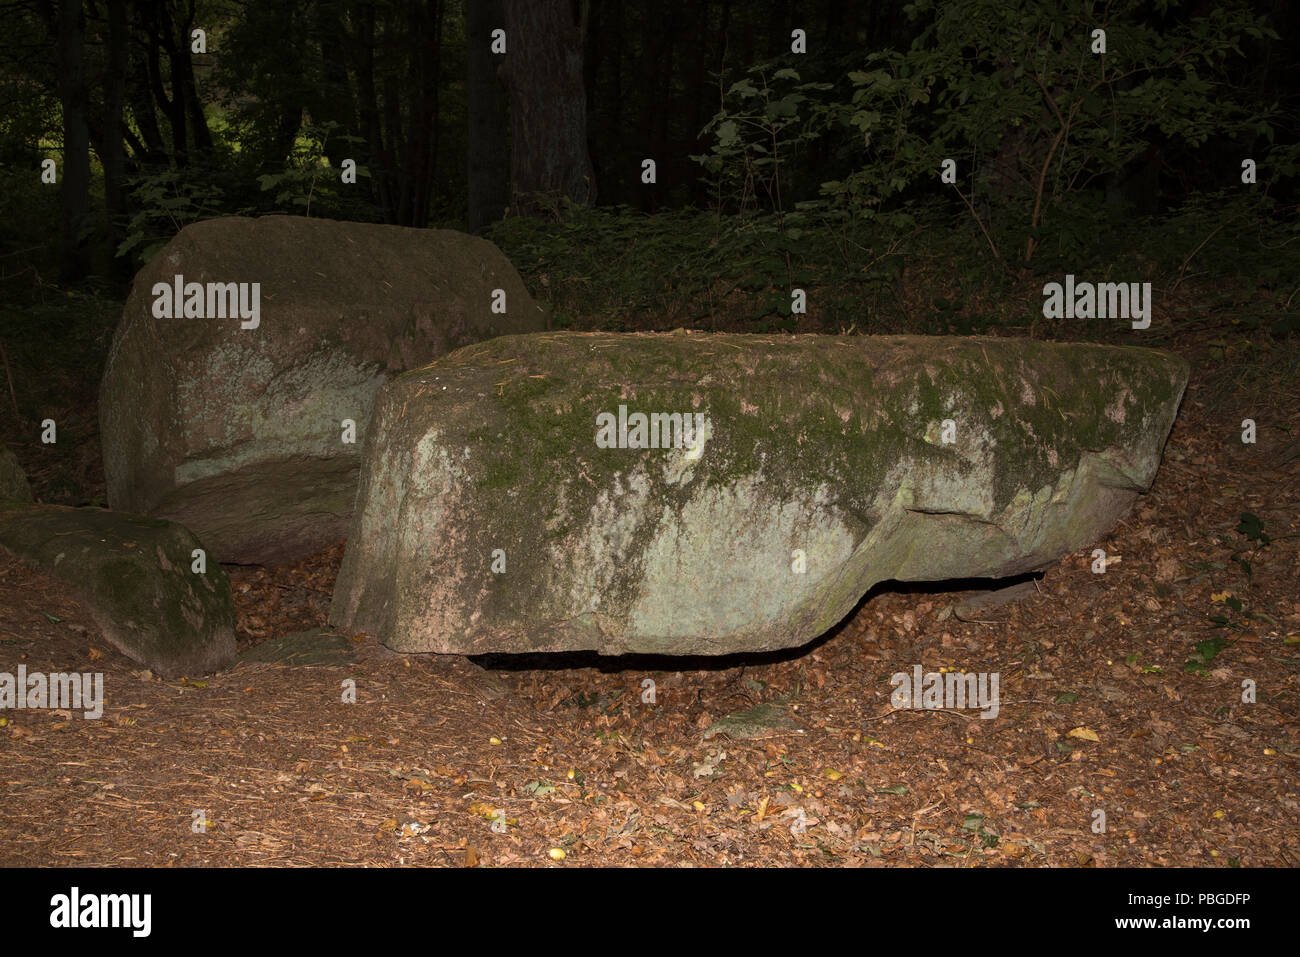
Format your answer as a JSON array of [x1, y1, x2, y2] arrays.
[[0, 325, 1296, 867]]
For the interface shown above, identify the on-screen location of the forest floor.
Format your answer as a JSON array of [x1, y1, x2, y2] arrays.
[[0, 284, 1297, 867]]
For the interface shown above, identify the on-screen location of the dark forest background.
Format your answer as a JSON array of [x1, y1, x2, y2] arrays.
[[0, 0, 1297, 501]]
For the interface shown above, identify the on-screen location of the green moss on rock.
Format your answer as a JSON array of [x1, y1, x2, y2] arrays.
[[331, 332, 1187, 656], [0, 504, 236, 675]]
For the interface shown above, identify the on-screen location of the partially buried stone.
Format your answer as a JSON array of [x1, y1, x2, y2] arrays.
[[0, 504, 235, 676], [0, 446, 32, 502], [703, 703, 802, 741], [237, 628, 355, 667]]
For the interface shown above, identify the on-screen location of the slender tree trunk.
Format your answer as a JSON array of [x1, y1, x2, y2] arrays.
[[383, 69, 406, 222], [581, 0, 602, 189], [153, 1, 190, 163], [137, 2, 187, 164], [636, 7, 659, 211], [500, 0, 595, 215], [466, 0, 508, 232], [431, 2, 445, 219], [611, 0, 623, 127], [403, 0, 443, 228], [56, 0, 91, 282], [353, 5, 393, 220], [583, 0, 601, 98], [103, 0, 130, 284], [606, 0, 624, 205], [655, 3, 678, 208], [687, 2, 708, 206], [127, 57, 168, 165], [178, 0, 212, 155], [317, 0, 357, 170]]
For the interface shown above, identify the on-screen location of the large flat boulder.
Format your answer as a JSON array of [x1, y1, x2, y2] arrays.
[[100, 215, 547, 564], [0, 504, 236, 676], [330, 332, 1188, 656]]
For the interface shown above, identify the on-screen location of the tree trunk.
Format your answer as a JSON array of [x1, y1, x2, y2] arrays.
[[56, 0, 91, 282], [177, 0, 213, 156], [400, 0, 442, 228], [352, 4, 393, 220], [126, 55, 168, 166], [148, 1, 189, 163], [466, 0, 508, 232], [687, 2, 709, 206], [501, 0, 595, 215], [316, 0, 358, 170], [103, 0, 130, 284]]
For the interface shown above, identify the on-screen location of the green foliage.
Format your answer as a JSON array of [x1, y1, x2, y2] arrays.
[[1185, 635, 1229, 674], [1147, 186, 1300, 296], [115, 121, 377, 265], [810, 0, 1279, 265], [961, 814, 1000, 849], [691, 65, 835, 216], [488, 203, 925, 335], [0, 287, 122, 503], [1230, 511, 1271, 580], [1236, 512, 1270, 546], [0, 157, 60, 276], [0, 286, 118, 394], [255, 121, 369, 217], [117, 164, 245, 265]]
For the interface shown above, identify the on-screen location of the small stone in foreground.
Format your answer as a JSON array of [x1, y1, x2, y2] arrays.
[[0, 504, 235, 676], [703, 703, 802, 740], [237, 628, 356, 667], [0, 446, 32, 503]]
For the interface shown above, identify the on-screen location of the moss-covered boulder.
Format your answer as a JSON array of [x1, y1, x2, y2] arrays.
[[100, 215, 547, 564], [0, 446, 32, 502], [330, 332, 1187, 656], [0, 504, 235, 676]]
